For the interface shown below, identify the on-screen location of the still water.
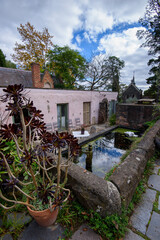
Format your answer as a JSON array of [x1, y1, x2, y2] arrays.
[[75, 131, 134, 178]]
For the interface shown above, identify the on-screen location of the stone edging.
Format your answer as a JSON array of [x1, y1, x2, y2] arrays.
[[66, 120, 160, 216], [67, 162, 121, 217], [109, 119, 160, 207]]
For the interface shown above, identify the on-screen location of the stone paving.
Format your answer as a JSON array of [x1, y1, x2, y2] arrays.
[[69, 223, 100, 240], [124, 159, 160, 240]]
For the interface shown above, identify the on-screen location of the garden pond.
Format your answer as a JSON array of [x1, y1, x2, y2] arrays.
[[74, 128, 142, 178]]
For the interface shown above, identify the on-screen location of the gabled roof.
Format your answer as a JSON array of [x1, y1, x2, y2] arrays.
[[122, 82, 142, 96], [0, 67, 33, 87]]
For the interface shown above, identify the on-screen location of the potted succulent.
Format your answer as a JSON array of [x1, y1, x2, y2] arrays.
[[0, 84, 80, 227]]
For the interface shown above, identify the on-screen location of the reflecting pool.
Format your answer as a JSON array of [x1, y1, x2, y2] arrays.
[[75, 131, 136, 178]]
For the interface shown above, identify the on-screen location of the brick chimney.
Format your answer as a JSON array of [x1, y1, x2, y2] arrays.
[[31, 63, 42, 88]]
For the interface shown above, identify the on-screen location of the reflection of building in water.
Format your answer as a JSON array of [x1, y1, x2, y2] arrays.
[[114, 132, 132, 150]]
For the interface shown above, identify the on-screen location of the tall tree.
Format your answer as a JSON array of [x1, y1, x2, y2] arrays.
[[85, 55, 125, 92], [47, 45, 87, 89], [104, 56, 125, 94], [5, 60, 16, 69], [12, 22, 54, 70], [0, 49, 6, 67], [85, 55, 109, 90], [0, 49, 16, 69], [137, 0, 160, 100]]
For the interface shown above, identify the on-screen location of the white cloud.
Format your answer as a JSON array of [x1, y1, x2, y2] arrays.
[[84, 9, 114, 41], [84, 0, 147, 23], [83, 32, 92, 43], [0, 0, 150, 91], [98, 27, 145, 56], [0, 0, 147, 58], [80, 0, 147, 41], [75, 35, 82, 45], [98, 27, 150, 91], [0, 0, 83, 59]]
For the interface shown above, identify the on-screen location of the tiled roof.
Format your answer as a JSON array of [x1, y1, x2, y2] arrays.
[[0, 67, 33, 87], [122, 82, 142, 95]]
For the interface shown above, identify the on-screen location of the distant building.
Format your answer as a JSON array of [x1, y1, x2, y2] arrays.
[[122, 76, 142, 103]]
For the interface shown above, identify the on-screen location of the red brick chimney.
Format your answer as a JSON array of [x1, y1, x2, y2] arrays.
[[31, 63, 42, 88]]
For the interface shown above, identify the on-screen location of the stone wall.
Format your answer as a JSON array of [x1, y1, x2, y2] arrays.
[[66, 163, 121, 217], [116, 103, 155, 129], [109, 119, 160, 207], [66, 120, 160, 216]]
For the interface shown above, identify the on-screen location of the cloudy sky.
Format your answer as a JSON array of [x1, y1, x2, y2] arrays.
[[0, 0, 150, 91]]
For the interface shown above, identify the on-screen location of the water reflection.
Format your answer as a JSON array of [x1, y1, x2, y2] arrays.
[[85, 145, 93, 172], [75, 132, 131, 178], [114, 132, 132, 150]]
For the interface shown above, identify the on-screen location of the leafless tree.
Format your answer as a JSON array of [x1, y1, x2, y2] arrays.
[[85, 54, 110, 90]]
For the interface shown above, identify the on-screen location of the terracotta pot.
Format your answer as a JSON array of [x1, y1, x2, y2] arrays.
[[27, 200, 59, 227]]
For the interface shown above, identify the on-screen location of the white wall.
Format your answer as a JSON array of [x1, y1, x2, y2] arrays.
[[0, 88, 118, 126]]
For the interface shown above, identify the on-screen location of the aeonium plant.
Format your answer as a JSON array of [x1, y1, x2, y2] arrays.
[[0, 84, 80, 212]]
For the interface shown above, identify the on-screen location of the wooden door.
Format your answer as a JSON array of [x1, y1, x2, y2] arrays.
[[83, 102, 91, 125]]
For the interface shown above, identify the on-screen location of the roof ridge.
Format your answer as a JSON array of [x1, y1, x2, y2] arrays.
[[123, 82, 141, 95], [0, 67, 31, 73]]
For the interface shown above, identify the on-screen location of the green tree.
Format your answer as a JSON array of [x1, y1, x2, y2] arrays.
[[0, 49, 6, 67], [137, 0, 160, 100], [85, 55, 125, 92], [0, 49, 16, 69], [119, 83, 127, 102], [104, 56, 125, 94], [47, 45, 87, 89], [6, 60, 16, 69], [12, 22, 54, 70]]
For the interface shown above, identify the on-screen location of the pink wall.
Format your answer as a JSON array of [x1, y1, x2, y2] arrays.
[[0, 88, 118, 126]]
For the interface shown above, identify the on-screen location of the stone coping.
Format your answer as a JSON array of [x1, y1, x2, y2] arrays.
[[66, 120, 160, 216], [109, 119, 160, 207], [78, 125, 118, 146]]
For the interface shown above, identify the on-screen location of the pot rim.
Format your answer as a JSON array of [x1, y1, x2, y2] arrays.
[[26, 198, 58, 213]]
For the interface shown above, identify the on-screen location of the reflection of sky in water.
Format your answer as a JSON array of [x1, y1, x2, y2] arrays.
[[77, 134, 126, 178]]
